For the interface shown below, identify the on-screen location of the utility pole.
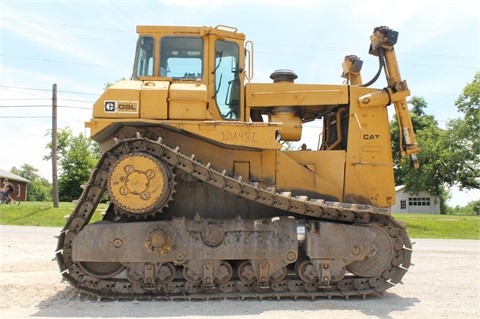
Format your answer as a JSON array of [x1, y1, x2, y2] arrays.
[[52, 84, 59, 208]]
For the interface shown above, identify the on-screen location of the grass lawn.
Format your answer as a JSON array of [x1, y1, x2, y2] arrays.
[[393, 213, 480, 239], [0, 201, 478, 239], [0, 201, 106, 227]]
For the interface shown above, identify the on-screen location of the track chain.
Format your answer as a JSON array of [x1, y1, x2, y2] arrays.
[[56, 136, 412, 300]]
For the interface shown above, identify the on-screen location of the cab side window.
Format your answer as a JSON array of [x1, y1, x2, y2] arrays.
[[135, 36, 154, 77]]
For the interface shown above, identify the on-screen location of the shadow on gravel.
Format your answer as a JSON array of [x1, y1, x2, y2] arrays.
[[34, 287, 420, 318]]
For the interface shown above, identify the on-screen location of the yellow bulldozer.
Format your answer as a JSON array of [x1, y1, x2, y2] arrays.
[[56, 25, 420, 300]]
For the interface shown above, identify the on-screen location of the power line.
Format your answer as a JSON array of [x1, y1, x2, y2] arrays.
[[255, 50, 476, 70], [1, 105, 52, 108], [0, 98, 50, 101], [2, 18, 131, 33], [256, 40, 479, 62], [0, 116, 51, 118], [3, 18, 478, 71], [0, 105, 91, 109], [0, 85, 100, 96], [59, 98, 95, 103], [0, 86, 50, 92], [0, 98, 96, 103], [3, 31, 476, 71], [4, 29, 133, 44], [1, 54, 127, 70], [9, 18, 474, 64], [57, 105, 91, 109]]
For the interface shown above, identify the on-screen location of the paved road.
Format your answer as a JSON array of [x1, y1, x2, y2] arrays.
[[0, 225, 479, 319]]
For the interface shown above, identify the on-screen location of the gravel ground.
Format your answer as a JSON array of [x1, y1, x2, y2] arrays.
[[0, 225, 479, 319]]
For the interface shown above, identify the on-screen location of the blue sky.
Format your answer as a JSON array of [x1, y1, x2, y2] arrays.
[[1, 0, 478, 206]]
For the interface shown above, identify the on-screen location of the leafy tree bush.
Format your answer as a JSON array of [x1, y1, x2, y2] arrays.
[[11, 164, 52, 201], [44, 127, 99, 202], [450, 200, 480, 215]]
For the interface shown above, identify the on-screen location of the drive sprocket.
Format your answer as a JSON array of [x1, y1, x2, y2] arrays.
[[107, 152, 175, 219]]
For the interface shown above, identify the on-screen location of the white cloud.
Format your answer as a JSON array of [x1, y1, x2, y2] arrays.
[[2, 5, 120, 67]]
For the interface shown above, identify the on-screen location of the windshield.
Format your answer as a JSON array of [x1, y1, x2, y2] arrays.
[[160, 36, 203, 79], [215, 40, 240, 120]]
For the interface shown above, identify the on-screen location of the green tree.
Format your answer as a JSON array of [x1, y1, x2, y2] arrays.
[[451, 71, 480, 189], [391, 73, 480, 213], [442, 118, 479, 189], [391, 96, 438, 186], [398, 123, 451, 213], [45, 127, 99, 202], [104, 77, 127, 90], [390, 96, 450, 211], [455, 72, 480, 138], [10, 164, 52, 201], [450, 199, 480, 215]]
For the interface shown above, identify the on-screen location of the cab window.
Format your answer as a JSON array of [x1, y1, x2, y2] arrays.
[[160, 37, 203, 79], [135, 36, 154, 77], [214, 40, 240, 120]]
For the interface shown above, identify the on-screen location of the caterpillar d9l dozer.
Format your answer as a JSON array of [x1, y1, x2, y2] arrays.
[[56, 25, 420, 300]]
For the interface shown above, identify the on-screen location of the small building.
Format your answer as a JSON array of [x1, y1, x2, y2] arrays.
[[0, 168, 30, 201], [392, 185, 441, 214]]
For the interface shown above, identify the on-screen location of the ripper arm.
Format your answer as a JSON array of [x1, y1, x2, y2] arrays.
[[368, 26, 420, 168]]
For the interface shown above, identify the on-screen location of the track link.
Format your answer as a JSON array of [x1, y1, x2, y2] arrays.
[[56, 136, 412, 300]]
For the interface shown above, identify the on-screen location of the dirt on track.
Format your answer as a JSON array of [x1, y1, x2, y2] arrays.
[[0, 225, 479, 319]]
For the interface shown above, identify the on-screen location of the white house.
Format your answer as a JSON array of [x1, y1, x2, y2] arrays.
[[391, 185, 441, 214]]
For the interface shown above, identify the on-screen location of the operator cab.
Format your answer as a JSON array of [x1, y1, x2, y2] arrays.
[[132, 26, 245, 121]]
